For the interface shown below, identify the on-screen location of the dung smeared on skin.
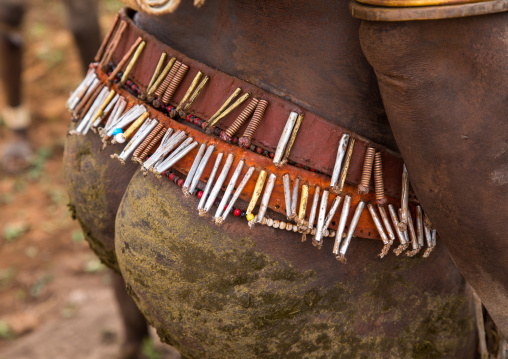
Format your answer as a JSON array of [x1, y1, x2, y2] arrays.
[[63, 125, 137, 271], [116, 170, 476, 359]]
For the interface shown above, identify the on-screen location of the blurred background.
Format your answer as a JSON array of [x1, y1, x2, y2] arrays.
[[0, 1, 173, 358]]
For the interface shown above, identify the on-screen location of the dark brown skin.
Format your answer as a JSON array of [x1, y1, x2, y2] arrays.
[[133, 0, 397, 151], [359, 12, 508, 337], [111, 271, 150, 359], [63, 0, 508, 355], [63, 127, 150, 359], [63, 126, 138, 271]]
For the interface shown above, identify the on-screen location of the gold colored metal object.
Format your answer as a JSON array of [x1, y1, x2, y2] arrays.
[[208, 92, 250, 128], [121, 41, 146, 84], [298, 184, 309, 224], [207, 88, 241, 126], [356, 0, 485, 7], [123, 112, 150, 139], [107, 37, 143, 84], [183, 76, 209, 112], [246, 170, 267, 215], [176, 71, 203, 112], [91, 89, 116, 124], [147, 53, 167, 94]]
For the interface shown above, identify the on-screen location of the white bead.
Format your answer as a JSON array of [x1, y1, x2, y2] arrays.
[[115, 133, 126, 143], [273, 220, 280, 229], [280, 221, 286, 230], [286, 223, 292, 231]]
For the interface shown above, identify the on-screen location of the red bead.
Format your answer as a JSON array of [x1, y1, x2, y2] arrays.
[[187, 114, 193, 122], [219, 131, 231, 142], [168, 173, 175, 180], [233, 208, 241, 217], [256, 147, 263, 154], [197, 191, 204, 199], [224, 204, 228, 210], [194, 117, 200, 125], [177, 179, 184, 186], [269, 152, 275, 158], [310, 168, 316, 172], [201, 122, 207, 129]]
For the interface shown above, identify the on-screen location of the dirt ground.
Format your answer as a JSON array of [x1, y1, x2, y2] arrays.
[[0, 1, 178, 358]]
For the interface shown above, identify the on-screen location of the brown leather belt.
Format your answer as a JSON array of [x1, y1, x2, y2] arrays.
[[72, 8, 434, 251]]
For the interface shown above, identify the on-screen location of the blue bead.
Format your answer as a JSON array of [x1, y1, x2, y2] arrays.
[[112, 128, 123, 136]]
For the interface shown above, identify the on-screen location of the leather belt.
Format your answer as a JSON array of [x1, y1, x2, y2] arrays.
[[68, 8, 438, 260], [111, 9, 407, 198]]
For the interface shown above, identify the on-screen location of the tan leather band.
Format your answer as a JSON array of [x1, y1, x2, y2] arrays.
[[356, 0, 489, 7], [350, 0, 508, 20]]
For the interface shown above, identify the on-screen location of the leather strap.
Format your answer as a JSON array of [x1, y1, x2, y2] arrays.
[[356, 0, 490, 7], [350, 0, 508, 20], [112, 9, 409, 200], [94, 8, 425, 240]]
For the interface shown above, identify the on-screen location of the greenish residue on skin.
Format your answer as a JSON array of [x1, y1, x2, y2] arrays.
[[115, 171, 477, 359], [63, 131, 132, 272]]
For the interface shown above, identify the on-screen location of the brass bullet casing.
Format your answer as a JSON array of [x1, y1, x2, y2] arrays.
[[246, 170, 267, 215], [108, 36, 143, 85], [176, 71, 203, 112], [208, 93, 250, 128], [297, 184, 309, 225], [207, 88, 241, 126], [182, 75, 209, 113], [121, 41, 146, 84]]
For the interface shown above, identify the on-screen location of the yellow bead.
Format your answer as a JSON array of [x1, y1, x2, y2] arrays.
[[246, 213, 255, 221]]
